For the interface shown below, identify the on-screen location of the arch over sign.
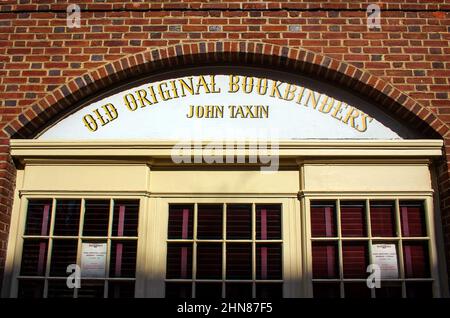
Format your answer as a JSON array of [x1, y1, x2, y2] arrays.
[[39, 67, 420, 141], [2, 42, 447, 140]]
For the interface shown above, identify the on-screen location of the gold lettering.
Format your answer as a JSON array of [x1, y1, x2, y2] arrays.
[[82, 114, 98, 132], [342, 106, 360, 129], [158, 82, 172, 101], [93, 108, 109, 126], [196, 105, 204, 118], [355, 113, 374, 132], [123, 93, 138, 111], [244, 106, 253, 118], [228, 105, 236, 118], [210, 75, 221, 93], [260, 105, 269, 118], [186, 105, 194, 118], [170, 80, 179, 99], [205, 105, 214, 118], [216, 106, 224, 118], [331, 101, 345, 120], [270, 80, 283, 99], [148, 85, 159, 104], [304, 90, 320, 109], [318, 96, 334, 114], [295, 86, 306, 104], [202, 105, 224, 118], [235, 106, 245, 118], [179, 77, 195, 96], [80, 75, 374, 135], [283, 84, 297, 101], [101, 103, 118, 121], [135, 89, 152, 108], [256, 78, 268, 95], [196, 75, 211, 94], [243, 76, 254, 94], [228, 75, 240, 93]]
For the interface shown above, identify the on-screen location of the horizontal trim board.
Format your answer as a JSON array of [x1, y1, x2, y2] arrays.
[[10, 139, 444, 159], [19, 190, 299, 198]]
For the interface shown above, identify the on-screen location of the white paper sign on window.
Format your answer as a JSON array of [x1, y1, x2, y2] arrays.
[[80, 242, 107, 278], [371, 244, 399, 279]]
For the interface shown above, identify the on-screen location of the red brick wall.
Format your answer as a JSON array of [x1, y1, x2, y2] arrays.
[[0, 0, 449, 291]]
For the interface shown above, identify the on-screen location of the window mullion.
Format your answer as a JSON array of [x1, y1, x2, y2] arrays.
[[222, 203, 226, 298], [365, 199, 376, 298], [42, 198, 57, 298], [426, 197, 440, 297], [104, 198, 114, 298], [192, 203, 198, 297], [252, 202, 256, 298], [394, 198, 406, 298], [74, 198, 86, 298], [336, 199, 344, 298]]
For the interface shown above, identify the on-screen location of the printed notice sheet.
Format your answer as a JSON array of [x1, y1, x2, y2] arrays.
[[81, 242, 107, 278], [371, 244, 399, 279]]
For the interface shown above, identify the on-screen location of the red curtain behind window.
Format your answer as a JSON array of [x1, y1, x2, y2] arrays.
[[340, 202, 366, 237]]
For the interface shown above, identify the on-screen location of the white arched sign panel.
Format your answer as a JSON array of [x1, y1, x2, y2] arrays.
[[39, 69, 418, 140]]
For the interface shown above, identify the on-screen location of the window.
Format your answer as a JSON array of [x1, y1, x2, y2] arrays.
[[12, 194, 437, 298], [18, 198, 139, 298], [165, 203, 283, 298], [310, 199, 433, 298]]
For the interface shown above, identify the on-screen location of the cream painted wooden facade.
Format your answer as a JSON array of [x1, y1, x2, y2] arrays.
[[1, 139, 448, 298]]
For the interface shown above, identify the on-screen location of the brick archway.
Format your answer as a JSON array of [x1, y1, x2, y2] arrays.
[[2, 41, 449, 139], [1, 41, 450, 288]]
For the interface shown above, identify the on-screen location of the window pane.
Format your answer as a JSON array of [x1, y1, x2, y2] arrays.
[[83, 200, 110, 237], [17, 279, 44, 298], [197, 243, 222, 279], [226, 243, 252, 279], [256, 204, 281, 240], [54, 199, 81, 236], [50, 239, 78, 277], [400, 201, 427, 237], [20, 239, 48, 276], [77, 280, 104, 298], [47, 279, 74, 298], [227, 204, 251, 240], [375, 282, 402, 298], [312, 242, 339, 279], [256, 244, 282, 280], [344, 283, 372, 298], [226, 283, 252, 298], [406, 282, 432, 298], [342, 242, 369, 278], [25, 199, 52, 236], [256, 283, 282, 298], [313, 282, 341, 298], [112, 200, 139, 237], [166, 243, 193, 279], [340, 201, 366, 237], [166, 282, 192, 298], [196, 283, 222, 298], [370, 201, 396, 237], [310, 201, 336, 237], [403, 241, 430, 278], [168, 204, 193, 239], [197, 205, 222, 239], [109, 240, 137, 278], [108, 281, 135, 298]]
